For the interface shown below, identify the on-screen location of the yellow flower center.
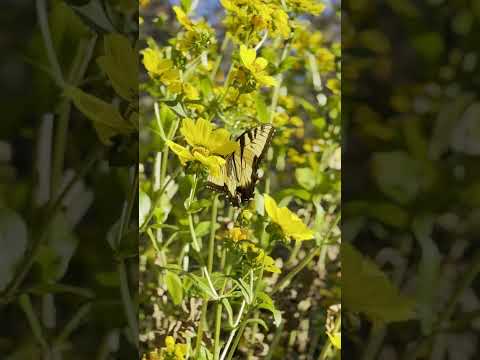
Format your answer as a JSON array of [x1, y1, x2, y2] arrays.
[[192, 146, 210, 157]]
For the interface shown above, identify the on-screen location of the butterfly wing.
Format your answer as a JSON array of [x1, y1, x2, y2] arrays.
[[206, 154, 238, 203], [207, 124, 275, 206], [232, 124, 275, 201]]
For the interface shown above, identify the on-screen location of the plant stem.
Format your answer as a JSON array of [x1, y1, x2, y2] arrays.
[[36, 0, 64, 88], [194, 301, 208, 356], [116, 168, 139, 349], [265, 321, 284, 360], [117, 261, 138, 349], [213, 256, 229, 360], [208, 194, 219, 272], [54, 303, 91, 346], [19, 294, 49, 351], [271, 247, 321, 295], [225, 320, 248, 360], [319, 314, 341, 360], [268, 43, 290, 124], [220, 300, 246, 360]]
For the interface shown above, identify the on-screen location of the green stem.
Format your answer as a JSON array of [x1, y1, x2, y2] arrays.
[[211, 35, 230, 81], [213, 256, 229, 360], [208, 194, 219, 272], [220, 300, 247, 360], [264, 321, 284, 360], [139, 167, 182, 232], [54, 303, 91, 346], [117, 261, 138, 348], [19, 294, 49, 350], [116, 168, 139, 349], [36, 0, 64, 87], [319, 314, 341, 360], [194, 301, 208, 356], [271, 247, 321, 295], [225, 320, 248, 360], [268, 44, 290, 124]]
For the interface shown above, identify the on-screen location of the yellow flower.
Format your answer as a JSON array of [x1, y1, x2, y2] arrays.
[[239, 45, 277, 87], [142, 48, 182, 93], [288, 0, 325, 15], [326, 78, 340, 95], [264, 194, 314, 241], [140, 0, 150, 7], [167, 118, 238, 177], [156, 336, 187, 360], [229, 227, 249, 242]]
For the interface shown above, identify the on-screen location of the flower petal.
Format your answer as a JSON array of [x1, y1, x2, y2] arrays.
[[257, 73, 278, 87], [167, 140, 194, 164], [254, 57, 268, 71], [240, 45, 256, 68], [264, 194, 280, 223], [265, 194, 314, 241], [208, 128, 238, 155], [173, 6, 193, 30], [193, 152, 225, 177]]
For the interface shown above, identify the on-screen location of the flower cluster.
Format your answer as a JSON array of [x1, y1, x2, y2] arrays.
[[142, 336, 188, 360]]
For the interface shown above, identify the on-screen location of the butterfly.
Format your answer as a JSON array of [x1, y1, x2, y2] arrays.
[[206, 124, 275, 206]]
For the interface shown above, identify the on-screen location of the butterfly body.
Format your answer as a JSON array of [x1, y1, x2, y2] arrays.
[[207, 124, 275, 206]]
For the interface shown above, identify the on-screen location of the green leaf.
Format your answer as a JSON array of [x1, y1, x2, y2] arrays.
[[295, 168, 316, 190], [222, 298, 235, 327], [0, 208, 28, 291], [36, 213, 78, 282], [96, 271, 120, 287], [243, 318, 268, 331], [64, 86, 134, 145], [187, 198, 211, 213], [97, 33, 138, 101], [195, 221, 211, 238], [412, 32, 444, 62], [165, 271, 184, 305], [139, 191, 151, 227], [343, 242, 415, 323], [70, 1, 116, 32], [256, 93, 269, 123], [371, 151, 421, 205], [190, 274, 217, 300], [257, 292, 282, 327]]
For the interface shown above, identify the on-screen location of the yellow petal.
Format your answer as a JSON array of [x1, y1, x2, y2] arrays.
[[257, 73, 278, 87], [208, 128, 238, 155], [193, 153, 225, 177], [264, 194, 280, 223], [254, 57, 268, 71], [167, 140, 194, 164], [142, 48, 172, 76], [165, 336, 175, 352], [181, 118, 215, 147], [279, 208, 314, 241], [264, 194, 314, 241], [240, 45, 256, 68], [173, 6, 193, 30], [161, 68, 180, 83]]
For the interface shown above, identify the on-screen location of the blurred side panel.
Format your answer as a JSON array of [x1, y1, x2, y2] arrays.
[[343, 0, 480, 359], [0, 1, 139, 358]]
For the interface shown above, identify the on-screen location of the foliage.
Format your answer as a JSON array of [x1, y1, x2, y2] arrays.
[[0, 1, 138, 358], [139, 0, 341, 359]]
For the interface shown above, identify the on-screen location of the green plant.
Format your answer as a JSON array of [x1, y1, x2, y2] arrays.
[[139, 1, 341, 359]]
